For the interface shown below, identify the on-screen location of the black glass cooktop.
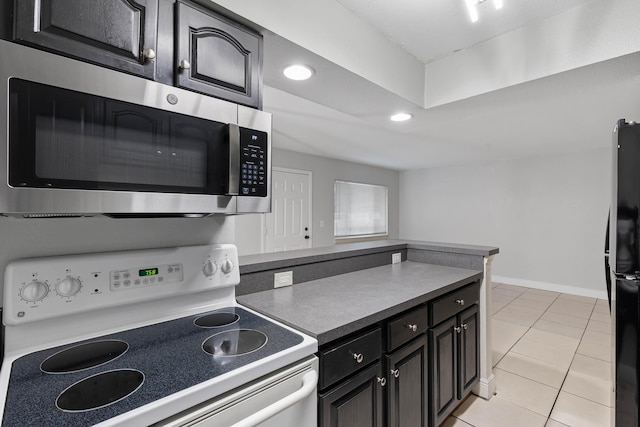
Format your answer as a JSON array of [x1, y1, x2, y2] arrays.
[[2, 307, 303, 426]]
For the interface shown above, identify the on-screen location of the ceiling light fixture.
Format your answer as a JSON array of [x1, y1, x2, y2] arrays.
[[283, 64, 314, 81], [390, 113, 412, 122], [465, 0, 479, 23], [465, 0, 504, 23]]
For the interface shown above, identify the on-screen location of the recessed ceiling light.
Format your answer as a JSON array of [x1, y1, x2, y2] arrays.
[[283, 65, 314, 81], [390, 113, 412, 122]]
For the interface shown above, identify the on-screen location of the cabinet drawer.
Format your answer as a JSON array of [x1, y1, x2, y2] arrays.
[[429, 282, 479, 326], [319, 328, 382, 390], [387, 305, 428, 352]]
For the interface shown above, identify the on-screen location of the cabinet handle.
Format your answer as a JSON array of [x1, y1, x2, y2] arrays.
[[142, 48, 156, 61], [352, 353, 364, 364], [462, 323, 468, 330], [377, 377, 387, 386], [454, 326, 462, 333], [406, 324, 418, 332], [179, 59, 191, 70], [390, 369, 400, 378], [455, 299, 465, 305]]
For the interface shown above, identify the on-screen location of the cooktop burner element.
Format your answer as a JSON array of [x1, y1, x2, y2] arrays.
[[202, 329, 268, 356], [194, 312, 240, 328], [56, 369, 144, 412], [41, 340, 129, 374]]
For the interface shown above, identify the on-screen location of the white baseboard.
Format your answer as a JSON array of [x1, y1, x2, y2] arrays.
[[473, 374, 496, 400], [492, 275, 608, 300]]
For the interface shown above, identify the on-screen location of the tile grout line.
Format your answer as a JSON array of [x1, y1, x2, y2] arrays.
[[455, 285, 609, 427], [492, 288, 608, 425], [547, 301, 613, 411], [542, 302, 592, 424]]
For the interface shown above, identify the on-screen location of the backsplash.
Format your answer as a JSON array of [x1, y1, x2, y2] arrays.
[[0, 215, 234, 307]]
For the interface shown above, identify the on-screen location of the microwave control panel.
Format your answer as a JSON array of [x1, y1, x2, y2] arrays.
[[239, 128, 268, 197]]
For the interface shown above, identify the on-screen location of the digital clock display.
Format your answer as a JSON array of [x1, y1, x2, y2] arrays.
[[139, 268, 159, 277]]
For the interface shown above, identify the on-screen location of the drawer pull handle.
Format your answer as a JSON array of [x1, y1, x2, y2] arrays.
[[353, 353, 364, 363], [454, 326, 462, 333], [406, 324, 418, 332], [455, 299, 465, 305], [377, 377, 387, 386], [390, 369, 400, 378]]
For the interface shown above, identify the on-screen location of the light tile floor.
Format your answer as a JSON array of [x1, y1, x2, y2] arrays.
[[445, 283, 612, 427]]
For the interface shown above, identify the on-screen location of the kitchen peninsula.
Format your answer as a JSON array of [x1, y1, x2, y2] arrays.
[[237, 240, 498, 427]]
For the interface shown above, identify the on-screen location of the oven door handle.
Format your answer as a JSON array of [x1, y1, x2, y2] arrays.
[[229, 370, 318, 427], [227, 123, 240, 196]]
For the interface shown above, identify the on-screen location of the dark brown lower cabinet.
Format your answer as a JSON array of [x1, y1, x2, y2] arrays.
[[429, 305, 479, 427], [319, 363, 384, 427], [386, 335, 429, 427], [318, 281, 481, 427]]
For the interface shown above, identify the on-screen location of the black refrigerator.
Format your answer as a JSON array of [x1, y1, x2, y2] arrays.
[[609, 118, 640, 426]]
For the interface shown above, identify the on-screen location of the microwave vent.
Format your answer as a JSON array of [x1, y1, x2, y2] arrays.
[[19, 213, 93, 219]]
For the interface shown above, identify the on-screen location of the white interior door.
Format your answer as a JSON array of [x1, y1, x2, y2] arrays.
[[264, 168, 312, 252]]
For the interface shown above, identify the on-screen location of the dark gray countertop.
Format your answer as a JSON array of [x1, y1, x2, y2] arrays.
[[239, 240, 498, 274], [238, 261, 483, 346]]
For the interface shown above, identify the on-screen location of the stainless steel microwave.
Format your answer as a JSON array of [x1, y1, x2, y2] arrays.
[[0, 40, 271, 218]]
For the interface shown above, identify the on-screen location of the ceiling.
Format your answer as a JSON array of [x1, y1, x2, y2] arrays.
[[335, 0, 597, 63], [257, 0, 640, 171]]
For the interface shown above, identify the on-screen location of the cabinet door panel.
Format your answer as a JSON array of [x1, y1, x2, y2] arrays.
[[459, 305, 479, 399], [430, 317, 458, 427], [175, 1, 262, 108], [14, 0, 158, 79], [319, 363, 384, 427], [194, 33, 248, 91], [387, 335, 428, 427]]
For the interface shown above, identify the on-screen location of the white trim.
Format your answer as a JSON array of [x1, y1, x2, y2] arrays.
[[473, 255, 495, 400], [492, 275, 608, 300], [474, 374, 496, 400], [262, 167, 313, 253]]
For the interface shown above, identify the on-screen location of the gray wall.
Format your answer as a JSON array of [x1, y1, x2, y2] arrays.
[[0, 216, 233, 306], [235, 148, 400, 255], [399, 148, 610, 298]]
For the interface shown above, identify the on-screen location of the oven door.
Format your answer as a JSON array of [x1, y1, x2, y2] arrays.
[[154, 356, 318, 427], [9, 78, 232, 196]]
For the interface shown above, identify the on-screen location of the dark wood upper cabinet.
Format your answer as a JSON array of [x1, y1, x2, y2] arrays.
[[10, 0, 263, 108], [13, 0, 158, 79], [175, 1, 262, 108]]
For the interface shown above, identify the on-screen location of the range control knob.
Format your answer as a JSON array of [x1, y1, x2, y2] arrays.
[[221, 259, 234, 275], [56, 277, 82, 298], [20, 280, 49, 302], [202, 261, 218, 277]]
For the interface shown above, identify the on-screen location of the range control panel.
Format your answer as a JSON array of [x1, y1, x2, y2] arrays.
[[3, 244, 239, 325], [110, 263, 184, 291], [239, 127, 268, 197]]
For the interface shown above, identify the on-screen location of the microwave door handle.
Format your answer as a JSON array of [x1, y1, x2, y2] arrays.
[[227, 124, 240, 196]]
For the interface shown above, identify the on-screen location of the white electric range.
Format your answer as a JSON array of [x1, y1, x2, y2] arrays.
[[0, 244, 318, 426]]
